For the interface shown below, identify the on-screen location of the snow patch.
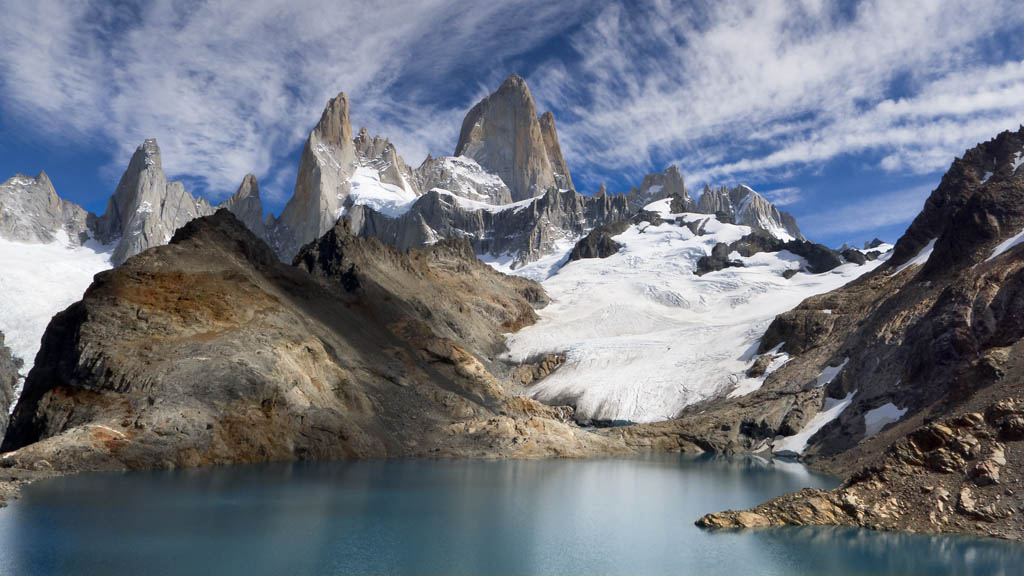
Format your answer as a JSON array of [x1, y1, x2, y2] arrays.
[[863, 402, 907, 439], [348, 166, 419, 218], [773, 391, 856, 456], [815, 358, 848, 387], [987, 227, 1024, 262], [1013, 151, 1023, 173]]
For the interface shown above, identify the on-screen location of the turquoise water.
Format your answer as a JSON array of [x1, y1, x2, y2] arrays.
[[0, 454, 1021, 575]]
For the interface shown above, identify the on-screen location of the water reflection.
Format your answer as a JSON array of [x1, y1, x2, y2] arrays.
[[0, 455, 1020, 575]]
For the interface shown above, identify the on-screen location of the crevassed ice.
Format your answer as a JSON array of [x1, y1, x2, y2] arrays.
[[501, 200, 884, 423]]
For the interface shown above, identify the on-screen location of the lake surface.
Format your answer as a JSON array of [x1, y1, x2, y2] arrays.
[[1, 454, 1022, 575]]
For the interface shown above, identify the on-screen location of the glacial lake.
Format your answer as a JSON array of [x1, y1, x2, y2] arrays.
[[1, 454, 1022, 575]]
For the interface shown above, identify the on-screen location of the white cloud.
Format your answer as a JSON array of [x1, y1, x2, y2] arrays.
[[529, 0, 1024, 189], [760, 187, 802, 206]]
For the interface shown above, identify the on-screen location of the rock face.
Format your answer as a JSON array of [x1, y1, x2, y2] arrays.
[[218, 174, 265, 239], [415, 155, 513, 205], [96, 139, 215, 265], [538, 111, 573, 191], [454, 74, 569, 201], [0, 331, 21, 440], [347, 187, 630, 268], [0, 172, 94, 245], [1, 210, 625, 472], [697, 184, 804, 241], [626, 165, 691, 212]]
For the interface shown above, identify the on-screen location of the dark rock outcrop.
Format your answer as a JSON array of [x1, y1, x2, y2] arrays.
[[696, 243, 744, 275], [568, 221, 630, 261]]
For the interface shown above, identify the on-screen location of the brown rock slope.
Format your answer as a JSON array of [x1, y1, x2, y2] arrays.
[[0, 210, 625, 476], [662, 126, 1024, 538]]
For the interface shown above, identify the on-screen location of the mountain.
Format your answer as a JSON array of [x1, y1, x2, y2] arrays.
[[0, 171, 94, 245], [0, 210, 625, 470], [96, 139, 216, 265], [697, 184, 804, 241], [219, 173, 265, 238], [618, 127, 1024, 539], [268, 92, 423, 261], [415, 155, 513, 204], [454, 74, 570, 201], [625, 165, 691, 212]]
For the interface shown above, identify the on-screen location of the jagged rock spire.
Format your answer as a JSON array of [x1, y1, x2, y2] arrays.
[[219, 173, 265, 238], [454, 74, 571, 201], [96, 139, 214, 265]]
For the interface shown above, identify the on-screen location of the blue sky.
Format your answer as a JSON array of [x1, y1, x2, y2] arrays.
[[1, 0, 1022, 248]]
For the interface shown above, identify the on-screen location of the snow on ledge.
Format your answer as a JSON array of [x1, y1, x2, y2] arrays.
[[773, 391, 856, 456], [891, 238, 936, 276], [815, 358, 848, 387], [987, 227, 1024, 262], [863, 402, 907, 439]]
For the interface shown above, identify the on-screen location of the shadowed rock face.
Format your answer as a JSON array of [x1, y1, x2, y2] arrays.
[[347, 187, 630, 268], [0, 332, 20, 440], [96, 139, 215, 265], [455, 75, 569, 201], [0, 171, 94, 245], [1, 210, 625, 472]]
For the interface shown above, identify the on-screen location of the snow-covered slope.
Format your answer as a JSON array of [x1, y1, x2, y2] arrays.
[[0, 232, 113, 402], [502, 199, 888, 423]]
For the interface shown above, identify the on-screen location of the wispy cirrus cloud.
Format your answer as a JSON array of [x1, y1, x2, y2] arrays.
[[528, 0, 1024, 190], [0, 0, 591, 201]]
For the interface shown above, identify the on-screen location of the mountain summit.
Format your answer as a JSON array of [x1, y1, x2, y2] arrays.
[[455, 74, 572, 201]]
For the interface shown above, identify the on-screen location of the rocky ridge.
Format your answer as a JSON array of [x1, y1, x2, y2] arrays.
[[0, 210, 627, 477]]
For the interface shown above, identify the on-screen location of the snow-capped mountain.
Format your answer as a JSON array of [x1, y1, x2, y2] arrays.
[[502, 198, 886, 424], [0, 171, 94, 245], [697, 184, 804, 241]]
